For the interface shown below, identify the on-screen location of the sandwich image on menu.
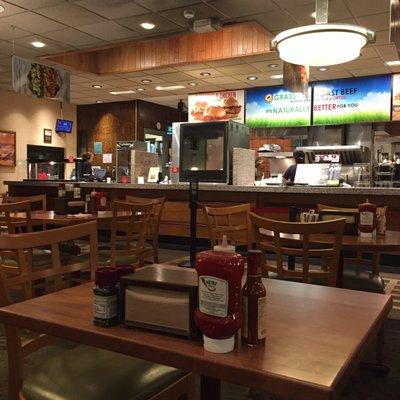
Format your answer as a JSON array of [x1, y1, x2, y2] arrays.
[[188, 90, 245, 123]]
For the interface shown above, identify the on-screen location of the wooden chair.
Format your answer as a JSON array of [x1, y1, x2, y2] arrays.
[[250, 212, 346, 287], [316, 203, 385, 293], [4, 194, 47, 211], [203, 203, 252, 250], [0, 221, 194, 400], [0, 200, 33, 234], [98, 201, 153, 268], [126, 195, 165, 263]]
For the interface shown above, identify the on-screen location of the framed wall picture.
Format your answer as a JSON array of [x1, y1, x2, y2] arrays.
[[0, 130, 16, 166], [43, 128, 52, 143]]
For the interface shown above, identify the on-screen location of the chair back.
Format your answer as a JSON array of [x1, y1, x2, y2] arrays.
[[0, 200, 33, 234], [0, 221, 99, 399], [125, 195, 165, 238], [110, 201, 153, 268], [203, 203, 252, 249], [4, 194, 47, 211], [250, 212, 345, 287]]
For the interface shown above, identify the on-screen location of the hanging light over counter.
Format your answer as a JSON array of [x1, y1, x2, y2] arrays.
[[271, 23, 374, 66]]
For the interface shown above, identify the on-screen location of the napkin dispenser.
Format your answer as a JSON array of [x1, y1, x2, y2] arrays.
[[120, 265, 199, 339]]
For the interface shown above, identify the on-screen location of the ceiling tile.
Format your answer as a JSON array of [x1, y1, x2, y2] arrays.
[[161, 3, 227, 28], [41, 28, 105, 47], [357, 13, 390, 32], [0, 22, 31, 40], [312, 70, 353, 80], [6, 0, 65, 9], [206, 58, 245, 67], [375, 30, 390, 45], [375, 44, 398, 61], [350, 66, 390, 76], [218, 82, 251, 90], [76, 0, 149, 19], [203, 76, 241, 85], [156, 71, 193, 82], [134, 0, 200, 12], [238, 9, 297, 32], [174, 63, 210, 71], [243, 53, 280, 63], [215, 63, 259, 75], [208, 0, 277, 18], [12, 35, 74, 54], [250, 60, 284, 72], [116, 13, 183, 35], [145, 67, 177, 74], [344, 57, 385, 70], [0, 11, 67, 33], [78, 21, 139, 41], [359, 45, 379, 59], [344, 0, 390, 17], [0, 0, 26, 17], [185, 68, 224, 78], [127, 74, 169, 84], [36, 4, 107, 27]]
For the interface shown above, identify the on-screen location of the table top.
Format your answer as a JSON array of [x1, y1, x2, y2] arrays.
[[0, 264, 392, 400], [261, 228, 400, 251]]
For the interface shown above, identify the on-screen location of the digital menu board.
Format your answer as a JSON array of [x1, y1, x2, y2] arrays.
[[246, 85, 311, 128], [188, 90, 245, 123], [313, 75, 392, 125]]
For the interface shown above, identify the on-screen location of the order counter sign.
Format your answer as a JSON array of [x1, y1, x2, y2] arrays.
[[199, 275, 228, 317]]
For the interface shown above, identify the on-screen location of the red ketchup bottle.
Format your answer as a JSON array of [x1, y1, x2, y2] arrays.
[[195, 236, 245, 353], [358, 199, 377, 238]]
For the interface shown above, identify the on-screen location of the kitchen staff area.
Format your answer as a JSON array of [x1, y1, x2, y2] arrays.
[[0, 1, 399, 400]]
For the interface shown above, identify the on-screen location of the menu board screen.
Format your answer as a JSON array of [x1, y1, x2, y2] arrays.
[[392, 74, 400, 120], [313, 75, 392, 125], [188, 90, 245, 123], [246, 85, 311, 128]]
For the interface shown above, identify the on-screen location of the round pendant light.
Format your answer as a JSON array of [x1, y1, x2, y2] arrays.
[[271, 23, 374, 66]]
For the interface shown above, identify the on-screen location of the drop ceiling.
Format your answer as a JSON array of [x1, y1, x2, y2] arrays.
[[0, 0, 398, 108]]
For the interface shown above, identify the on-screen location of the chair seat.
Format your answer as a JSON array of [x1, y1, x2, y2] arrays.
[[99, 240, 153, 252], [22, 345, 186, 400], [1, 249, 71, 268], [343, 269, 385, 293]]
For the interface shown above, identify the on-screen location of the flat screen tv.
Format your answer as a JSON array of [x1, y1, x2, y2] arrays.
[[55, 119, 73, 134]]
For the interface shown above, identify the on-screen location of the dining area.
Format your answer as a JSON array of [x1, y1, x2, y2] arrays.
[[0, 192, 398, 400]]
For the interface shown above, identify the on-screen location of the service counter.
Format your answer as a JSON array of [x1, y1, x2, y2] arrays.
[[6, 180, 400, 237]]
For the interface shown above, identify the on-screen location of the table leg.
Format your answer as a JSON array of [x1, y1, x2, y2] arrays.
[[360, 326, 390, 375], [336, 252, 344, 288], [200, 375, 221, 400]]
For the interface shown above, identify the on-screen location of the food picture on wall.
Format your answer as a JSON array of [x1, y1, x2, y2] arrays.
[[0, 131, 16, 166], [12, 56, 70, 102], [188, 90, 245, 123]]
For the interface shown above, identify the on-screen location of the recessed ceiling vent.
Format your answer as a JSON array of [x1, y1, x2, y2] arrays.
[[191, 18, 222, 33]]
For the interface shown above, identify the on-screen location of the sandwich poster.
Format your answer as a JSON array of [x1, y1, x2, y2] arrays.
[[392, 74, 400, 120], [246, 85, 311, 128], [313, 74, 391, 125], [12, 55, 70, 102], [188, 90, 245, 123]]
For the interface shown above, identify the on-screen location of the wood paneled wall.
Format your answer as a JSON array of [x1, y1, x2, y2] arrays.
[[77, 100, 186, 168], [43, 22, 272, 75]]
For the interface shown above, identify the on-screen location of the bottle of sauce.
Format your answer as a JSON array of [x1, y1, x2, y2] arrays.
[[58, 183, 66, 198], [358, 199, 377, 238], [73, 183, 81, 199], [242, 250, 266, 347], [195, 236, 244, 353], [93, 267, 119, 327]]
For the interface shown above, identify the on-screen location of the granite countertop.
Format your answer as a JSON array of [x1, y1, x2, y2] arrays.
[[5, 180, 400, 196]]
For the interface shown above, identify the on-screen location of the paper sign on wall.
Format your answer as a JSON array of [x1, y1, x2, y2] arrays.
[[103, 153, 112, 164], [94, 141, 103, 154]]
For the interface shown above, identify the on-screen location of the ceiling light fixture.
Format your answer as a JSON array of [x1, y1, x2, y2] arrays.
[[247, 76, 258, 81], [141, 79, 152, 83], [311, 12, 316, 18], [31, 41, 46, 48], [317, 67, 329, 71], [268, 63, 279, 68], [188, 82, 197, 86], [92, 84, 102, 89], [110, 90, 136, 95], [156, 85, 185, 91], [271, 74, 283, 79], [96, 100, 104, 103], [140, 22, 155, 30], [0, 5, 5, 13], [200, 72, 211, 77], [272, 23, 374, 66], [136, 88, 145, 91], [386, 60, 400, 66]]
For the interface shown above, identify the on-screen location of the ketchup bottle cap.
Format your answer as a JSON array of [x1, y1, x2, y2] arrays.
[[95, 267, 118, 287]]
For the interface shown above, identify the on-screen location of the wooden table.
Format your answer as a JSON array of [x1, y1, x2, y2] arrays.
[[0, 266, 392, 400]]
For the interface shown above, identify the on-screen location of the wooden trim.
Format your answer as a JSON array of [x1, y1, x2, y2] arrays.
[[42, 22, 272, 75]]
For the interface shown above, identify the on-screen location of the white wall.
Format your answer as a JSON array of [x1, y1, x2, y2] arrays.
[[0, 90, 77, 191]]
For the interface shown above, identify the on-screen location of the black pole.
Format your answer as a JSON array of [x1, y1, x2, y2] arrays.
[[288, 206, 297, 270], [179, 178, 198, 268]]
